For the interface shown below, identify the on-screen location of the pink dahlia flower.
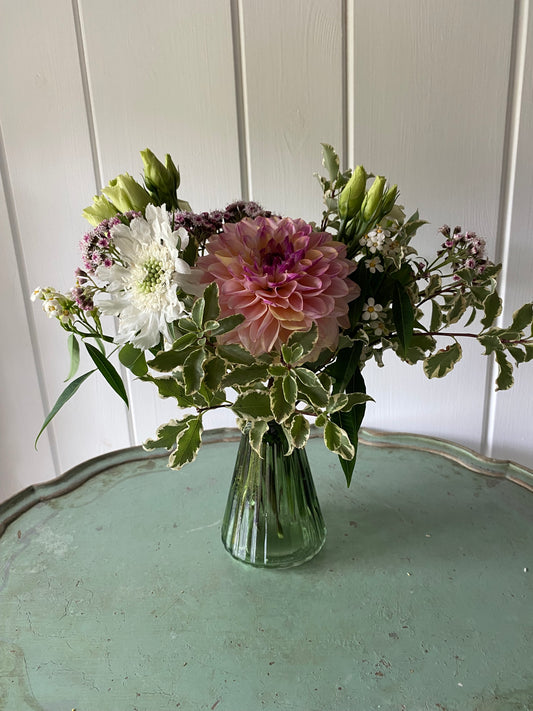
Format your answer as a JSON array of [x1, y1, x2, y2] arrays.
[[196, 216, 360, 358]]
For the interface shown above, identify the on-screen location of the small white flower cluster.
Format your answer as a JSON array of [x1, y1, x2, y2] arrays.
[[358, 226, 400, 273], [31, 287, 74, 324]]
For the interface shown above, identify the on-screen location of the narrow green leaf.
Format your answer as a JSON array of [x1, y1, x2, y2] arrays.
[[423, 343, 462, 379], [331, 366, 367, 486], [327, 343, 363, 395], [85, 342, 128, 405], [392, 282, 415, 354], [35, 369, 96, 447], [168, 415, 203, 469], [495, 350, 514, 391], [65, 334, 80, 381], [183, 347, 207, 394], [119, 343, 148, 377]]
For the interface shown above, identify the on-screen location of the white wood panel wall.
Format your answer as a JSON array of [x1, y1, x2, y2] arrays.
[[1, 0, 532, 502]]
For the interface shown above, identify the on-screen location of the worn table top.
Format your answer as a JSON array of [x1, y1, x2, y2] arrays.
[[1, 429, 532, 711]]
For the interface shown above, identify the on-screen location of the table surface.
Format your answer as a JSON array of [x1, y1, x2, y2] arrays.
[[1, 428, 532, 711]]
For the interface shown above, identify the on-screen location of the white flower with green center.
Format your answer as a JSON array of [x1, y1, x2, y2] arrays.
[[94, 204, 198, 350]]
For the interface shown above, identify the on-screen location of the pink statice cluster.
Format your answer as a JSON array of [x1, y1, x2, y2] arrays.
[[196, 216, 360, 357], [438, 225, 490, 276], [79, 211, 141, 275]]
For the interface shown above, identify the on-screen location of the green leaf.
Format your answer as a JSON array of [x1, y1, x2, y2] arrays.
[[173, 332, 199, 350], [423, 343, 462, 379], [85, 342, 128, 405], [327, 343, 363, 395], [402, 334, 437, 365], [524, 344, 533, 362], [35, 369, 96, 447], [65, 334, 80, 381], [392, 282, 414, 354], [510, 302, 533, 332], [324, 419, 355, 460], [148, 347, 188, 372], [270, 377, 292, 423], [283, 373, 298, 406], [331, 366, 367, 486], [478, 334, 503, 356], [143, 418, 191, 451], [248, 419, 269, 455], [191, 296, 205, 328], [209, 314, 245, 337], [290, 414, 310, 449], [142, 375, 207, 408], [203, 356, 226, 391], [445, 293, 467, 325], [495, 350, 514, 391], [507, 345, 525, 365], [183, 347, 207, 394], [168, 415, 203, 469], [233, 390, 273, 420], [119, 343, 148, 377], [294, 367, 329, 408], [321, 143, 340, 182], [286, 323, 318, 359], [217, 343, 255, 365], [281, 343, 304, 365], [222, 363, 269, 387], [481, 291, 502, 329], [202, 282, 220, 323], [430, 301, 442, 332]]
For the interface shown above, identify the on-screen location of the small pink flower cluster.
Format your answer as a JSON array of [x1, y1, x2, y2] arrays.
[[438, 225, 490, 276]]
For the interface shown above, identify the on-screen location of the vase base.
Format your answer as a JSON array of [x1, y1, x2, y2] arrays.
[[222, 534, 326, 569]]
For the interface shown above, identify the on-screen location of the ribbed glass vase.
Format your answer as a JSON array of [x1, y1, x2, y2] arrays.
[[221, 423, 326, 568]]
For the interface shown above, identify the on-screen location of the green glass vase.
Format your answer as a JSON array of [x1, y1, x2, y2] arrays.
[[221, 423, 326, 568]]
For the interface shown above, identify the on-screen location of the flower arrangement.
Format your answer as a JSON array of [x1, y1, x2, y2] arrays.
[[33, 146, 533, 484]]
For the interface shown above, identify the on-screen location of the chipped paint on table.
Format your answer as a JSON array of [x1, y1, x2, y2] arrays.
[[1, 429, 532, 711]]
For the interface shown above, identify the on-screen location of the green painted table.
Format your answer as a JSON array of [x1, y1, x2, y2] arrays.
[[1, 429, 532, 711]]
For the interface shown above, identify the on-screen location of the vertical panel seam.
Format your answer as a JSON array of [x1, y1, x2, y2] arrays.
[[343, 0, 355, 169], [71, 0, 136, 446], [481, 0, 529, 458], [0, 124, 61, 476], [230, 0, 252, 201]]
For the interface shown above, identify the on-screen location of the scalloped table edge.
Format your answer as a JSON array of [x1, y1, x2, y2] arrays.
[[1, 427, 532, 538]]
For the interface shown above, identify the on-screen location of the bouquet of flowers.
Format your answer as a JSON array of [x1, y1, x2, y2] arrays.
[[33, 146, 533, 485]]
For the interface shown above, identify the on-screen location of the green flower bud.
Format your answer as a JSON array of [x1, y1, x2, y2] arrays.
[[380, 184, 398, 216], [164, 153, 180, 191], [140, 149, 169, 192], [338, 165, 367, 219], [102, 173, 151, 213], [361, 175, 386, 221], [81, 194, 118, 226]]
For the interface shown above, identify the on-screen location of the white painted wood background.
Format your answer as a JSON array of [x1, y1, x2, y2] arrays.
[[1, 0, 532, 502]]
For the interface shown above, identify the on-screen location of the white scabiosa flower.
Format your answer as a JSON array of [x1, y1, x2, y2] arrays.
[[94, 204, 200, 350]]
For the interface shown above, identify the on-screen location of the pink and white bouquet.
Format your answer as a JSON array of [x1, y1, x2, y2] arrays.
[[33, 147, 533, 483]]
